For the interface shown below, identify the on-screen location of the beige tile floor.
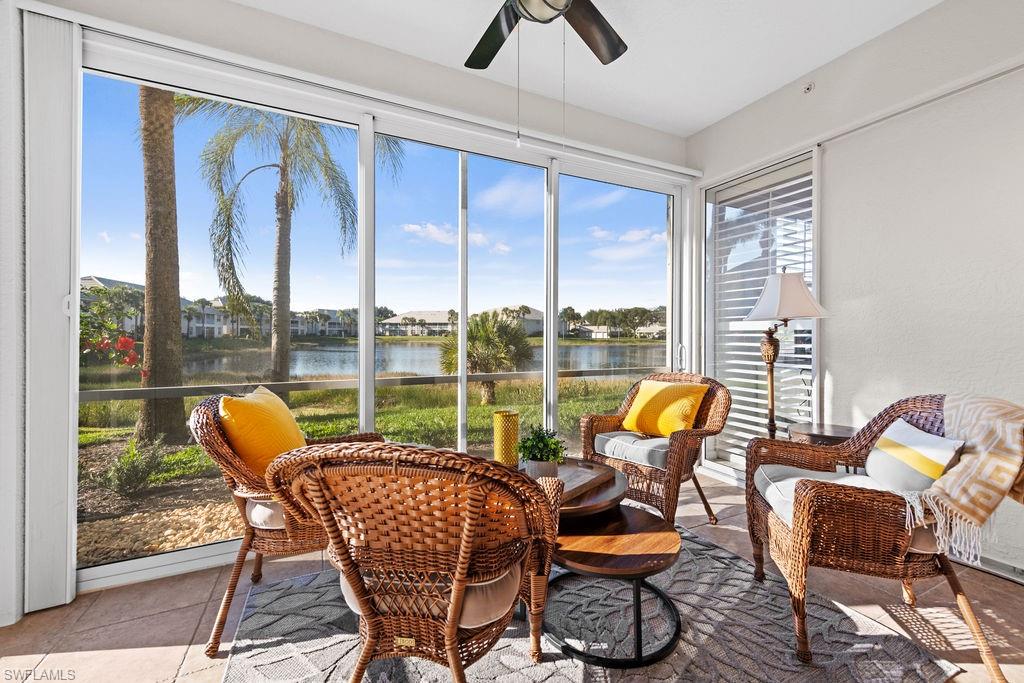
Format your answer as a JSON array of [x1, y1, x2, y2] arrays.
[[1, 475, 1021, 682]]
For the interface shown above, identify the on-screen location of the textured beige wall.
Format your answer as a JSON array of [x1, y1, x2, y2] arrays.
[[686, 0, 1024, 570]]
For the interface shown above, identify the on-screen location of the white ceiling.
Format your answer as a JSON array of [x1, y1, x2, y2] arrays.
[[228, 0, 943, 138]]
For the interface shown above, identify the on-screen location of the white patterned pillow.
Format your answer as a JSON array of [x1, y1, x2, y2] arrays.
[[865, 418, 965, 491]]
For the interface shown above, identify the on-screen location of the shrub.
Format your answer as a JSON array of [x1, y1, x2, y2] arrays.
[[102, 437, 165, 498]]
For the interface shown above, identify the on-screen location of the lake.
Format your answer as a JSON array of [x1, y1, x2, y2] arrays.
[[183, 341, 666, 379]]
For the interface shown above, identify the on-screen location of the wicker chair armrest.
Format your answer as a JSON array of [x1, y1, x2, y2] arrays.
[[746, 438, 846, 481], [580, 413, 625, 459], [306, 432, 384, 445], [790, 479, 911, 557]]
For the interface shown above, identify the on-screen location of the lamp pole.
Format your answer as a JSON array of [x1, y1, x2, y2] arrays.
[[760, 320, 787, 439]]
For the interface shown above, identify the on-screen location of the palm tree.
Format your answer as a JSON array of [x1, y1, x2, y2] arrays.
[[193, 297, 212, 338], [440, 311, 531, 405], [135, 85, 188, 443], [183, 303, 200, 338], [176, 97, 404, 383]]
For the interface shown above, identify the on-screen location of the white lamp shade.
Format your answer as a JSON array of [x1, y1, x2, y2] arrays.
[[745, 272, 828, 322]]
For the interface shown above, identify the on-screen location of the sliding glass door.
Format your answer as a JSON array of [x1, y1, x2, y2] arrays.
[[556, 175, 673, 451], [71, 69, 683, 583], [78, 73, 360, 568]]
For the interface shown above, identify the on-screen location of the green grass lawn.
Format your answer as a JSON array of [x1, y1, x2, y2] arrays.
[[79, 377, 630, 469]]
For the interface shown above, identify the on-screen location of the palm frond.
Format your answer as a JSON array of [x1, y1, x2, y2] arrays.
[[375, 134, 405, 184]]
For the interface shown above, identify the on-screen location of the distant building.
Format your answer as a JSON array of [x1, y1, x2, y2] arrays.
[[577, 324, 618, 339], [636, 324, 666, 339], [378, 310, 454, 337], [481, 305, 545, 336]]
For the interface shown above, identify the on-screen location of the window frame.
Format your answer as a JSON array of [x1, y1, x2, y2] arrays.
[[696, 149, 822, 478], [26, 17, 695, 597]]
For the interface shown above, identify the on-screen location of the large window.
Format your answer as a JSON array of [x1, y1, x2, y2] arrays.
[[71, 66, 684, 581], [78, 74, 360, 567], [557, 175, 672, 451], [704, 155, 815, 466]]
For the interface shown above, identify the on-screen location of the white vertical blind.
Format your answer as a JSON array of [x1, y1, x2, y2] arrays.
[[705, 155, 815, 465]]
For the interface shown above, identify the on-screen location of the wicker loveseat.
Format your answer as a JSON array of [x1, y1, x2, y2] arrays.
[[746, 394, 1006, 682], [581, 372, 732, 523], [266, 441, 563, 683], [188, 394, 384, 657]]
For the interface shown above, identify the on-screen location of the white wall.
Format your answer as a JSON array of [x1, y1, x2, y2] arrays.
[[687, 0, 1024, 571], [44, 0, 686, 167]]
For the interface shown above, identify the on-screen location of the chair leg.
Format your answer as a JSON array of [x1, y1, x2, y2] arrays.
[[205, 532, 251, 658], [791, 592, 811, 663], [528, 574, 548, 663], [251, 552, 263, 584], [348, 635, 375, 683], [445, 639, 467, 683], [901, 579, 916, 607], [692, 477, 718, 525], [751, 539, 765, 582], [938, 555, 1007, 683]]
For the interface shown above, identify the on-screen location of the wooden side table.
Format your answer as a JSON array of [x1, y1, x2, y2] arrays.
[[787, 422, 857, 446]]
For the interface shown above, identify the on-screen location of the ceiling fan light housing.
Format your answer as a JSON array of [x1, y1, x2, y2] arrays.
[[512, 0, 573, 23]]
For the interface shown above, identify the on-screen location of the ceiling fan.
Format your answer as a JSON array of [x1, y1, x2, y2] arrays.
[[465, 0, 627, 70]]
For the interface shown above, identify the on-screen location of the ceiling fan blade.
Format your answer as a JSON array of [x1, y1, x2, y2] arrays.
[[564, 0, 627, 65], [465, 3, 520, 69]]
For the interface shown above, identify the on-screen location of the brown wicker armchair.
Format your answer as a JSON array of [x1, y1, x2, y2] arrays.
[[266, 441, 563, 683], [581, 372, 732, 523], [188, 395, 384, 658], [746, 394, 1006, 682]]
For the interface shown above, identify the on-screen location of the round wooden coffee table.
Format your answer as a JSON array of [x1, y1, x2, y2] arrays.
[[557, 458, 627, 518], [544, 505, 682, 668]]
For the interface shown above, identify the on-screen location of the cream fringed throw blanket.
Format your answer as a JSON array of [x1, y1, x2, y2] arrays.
[[905, 394, 1024, 564]]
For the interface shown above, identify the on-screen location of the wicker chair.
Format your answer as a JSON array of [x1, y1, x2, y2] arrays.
[[266, 442, 563, 683], [746, 394, 1006, 682], [188, 395, 385, 658], [581, 372, 732, 523]]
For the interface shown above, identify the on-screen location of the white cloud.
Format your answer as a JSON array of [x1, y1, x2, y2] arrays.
[[98, 231, 111, 244], [588, 226, 614, 241], [474, 174, 544, 217], [468, 232, 489, 247], [619, 228, 653, 243], [568, 187, 628, 213], [402, 222, 456, 245], [652, 232, 667, 243], [129, 232, 142, 240], [490, 241, 511, 255], [587, 240, 662, 263]]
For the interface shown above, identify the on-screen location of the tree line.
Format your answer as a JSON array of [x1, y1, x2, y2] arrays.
[[558, 305, 666, 338]]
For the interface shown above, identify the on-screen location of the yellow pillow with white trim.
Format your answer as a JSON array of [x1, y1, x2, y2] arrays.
[[621, 380, 709, 437], [865, 418, 964, 491], [219, 386, 307, 477]]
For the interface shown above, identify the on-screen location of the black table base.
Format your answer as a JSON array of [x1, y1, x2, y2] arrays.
[[543, 572, 682, 669]]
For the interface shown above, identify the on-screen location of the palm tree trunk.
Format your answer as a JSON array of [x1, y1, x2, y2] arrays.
[[135, 86, 188, 444], [481, 381, 496, 406], [270, 161, 292, 393]]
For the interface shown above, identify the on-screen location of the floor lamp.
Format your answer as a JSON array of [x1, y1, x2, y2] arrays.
[[744, 270, 828, 439]]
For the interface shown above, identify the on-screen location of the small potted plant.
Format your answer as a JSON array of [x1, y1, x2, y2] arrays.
[[517, 425, 566, 478]]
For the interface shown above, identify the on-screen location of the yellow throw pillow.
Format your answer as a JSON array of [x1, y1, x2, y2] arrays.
[[622, 380, 709, 437], [219, 386, 307, 477]]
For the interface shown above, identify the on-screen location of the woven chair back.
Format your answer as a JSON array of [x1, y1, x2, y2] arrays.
[[619, 372, 732, 433], [268, 442, 556, 620], [188, 394, 267, 492]]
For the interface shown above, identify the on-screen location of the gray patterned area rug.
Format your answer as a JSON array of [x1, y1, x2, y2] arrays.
[[224, 530, 959, 682]]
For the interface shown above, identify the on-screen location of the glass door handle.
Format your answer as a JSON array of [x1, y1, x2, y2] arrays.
[[676, 343, 687, 371]]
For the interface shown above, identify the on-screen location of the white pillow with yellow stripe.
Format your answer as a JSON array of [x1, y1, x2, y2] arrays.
[[865, 418, 965, 491]]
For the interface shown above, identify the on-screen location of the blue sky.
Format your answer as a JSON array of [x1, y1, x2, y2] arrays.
[[82, 73, 669, 315]]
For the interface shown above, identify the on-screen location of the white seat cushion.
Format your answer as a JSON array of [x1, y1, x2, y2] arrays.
[[339, 563, 523, 629], [753, 464, 938, 554], [594, 431, 670, 469], [245, 499, 286, 530]]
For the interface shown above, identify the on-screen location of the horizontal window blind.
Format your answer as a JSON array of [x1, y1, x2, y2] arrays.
[[705, 155, 815, 465]]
